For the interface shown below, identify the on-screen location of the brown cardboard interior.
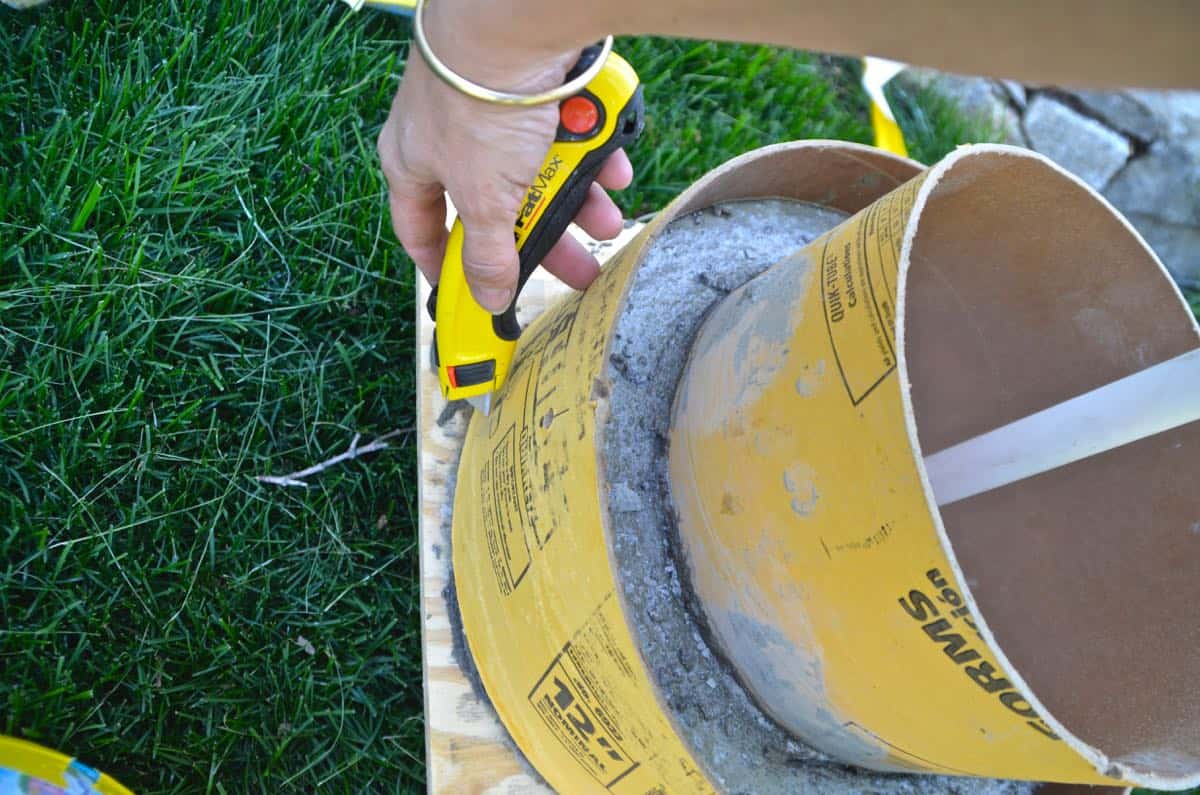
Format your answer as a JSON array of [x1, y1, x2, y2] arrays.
[[901, 150, 1200, 779], [663, 140, 921, 220]]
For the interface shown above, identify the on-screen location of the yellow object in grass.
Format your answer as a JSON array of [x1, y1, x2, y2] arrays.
[[862, 56, 910, 158], [340, 0, 417, 12], [0, 736, 134, 795]]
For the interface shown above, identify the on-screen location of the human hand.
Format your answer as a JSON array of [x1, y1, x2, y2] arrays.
[[377, 11, 634, 313]]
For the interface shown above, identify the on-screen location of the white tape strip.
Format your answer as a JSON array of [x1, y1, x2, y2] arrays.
[[925, 347, 1200, 506]]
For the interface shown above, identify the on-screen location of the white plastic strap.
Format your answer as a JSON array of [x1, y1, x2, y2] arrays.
[[925, 347, 1200, 506]]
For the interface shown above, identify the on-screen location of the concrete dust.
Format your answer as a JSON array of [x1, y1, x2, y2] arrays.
[[601, 199, 1035, 794]]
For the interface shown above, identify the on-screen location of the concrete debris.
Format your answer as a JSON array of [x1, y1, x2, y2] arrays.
[[608, 481, 644, 513]]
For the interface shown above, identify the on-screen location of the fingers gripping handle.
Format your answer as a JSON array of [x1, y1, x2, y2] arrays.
[[494, 86, 645, 340], [432, 50, 643, 402]]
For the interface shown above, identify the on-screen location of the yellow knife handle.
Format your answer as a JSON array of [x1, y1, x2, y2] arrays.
[[431, 47, 644, 402]]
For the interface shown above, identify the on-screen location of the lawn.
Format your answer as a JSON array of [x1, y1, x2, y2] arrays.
[[2, 1, 1195, 793]]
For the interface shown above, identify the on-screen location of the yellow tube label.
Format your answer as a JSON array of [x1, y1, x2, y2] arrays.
[[669, 171, 1125, 785], [820, 176, 918, 402], [452, 232, 719, 794]]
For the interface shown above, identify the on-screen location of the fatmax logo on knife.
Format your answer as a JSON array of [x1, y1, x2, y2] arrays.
[[515, 155, 565, 231]]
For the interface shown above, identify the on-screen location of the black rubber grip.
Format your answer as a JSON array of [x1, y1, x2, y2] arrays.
[[426, 43, 611, 329], [451, 359, 495, 387], [565, 44, 604, 82], [426, 285, 439, 321], [491, 85, 646, 341]]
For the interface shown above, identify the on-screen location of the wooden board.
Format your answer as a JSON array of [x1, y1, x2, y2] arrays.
[[417, 222, 645, 795]]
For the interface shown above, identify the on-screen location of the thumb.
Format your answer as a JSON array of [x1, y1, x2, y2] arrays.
[[458, 205, 521, 314]]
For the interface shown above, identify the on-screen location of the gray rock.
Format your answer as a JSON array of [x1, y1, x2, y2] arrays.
[[1121, 214, 1200, 286], [1126, 90, 1200, 158], [1023, 95, 1131, 190], [898, 68, 1026, 145], [997, 79, 1027, 109], [1104, 143, 1200, 227], [1068, 90, 1163, 142], [1103, 142, 1200, 285]]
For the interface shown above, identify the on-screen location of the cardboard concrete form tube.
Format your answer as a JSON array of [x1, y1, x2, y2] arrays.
[[450, 142, 924, 794], [668, 144, 1200, 789]]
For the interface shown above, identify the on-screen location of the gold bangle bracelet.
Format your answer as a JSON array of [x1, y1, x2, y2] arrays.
[[412, 0, 613, 107]]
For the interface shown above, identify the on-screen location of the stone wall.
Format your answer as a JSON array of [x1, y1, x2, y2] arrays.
[[899, 68, 1200, 287]]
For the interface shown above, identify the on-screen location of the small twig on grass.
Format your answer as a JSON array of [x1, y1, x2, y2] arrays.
[[256, 428, 413, 487]]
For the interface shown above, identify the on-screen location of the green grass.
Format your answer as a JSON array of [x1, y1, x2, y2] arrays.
[[2, 2, 421, 791], [1, 2, 1157, 792], [884, 78, 1006, 165], [615, 38, 872, 212]]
